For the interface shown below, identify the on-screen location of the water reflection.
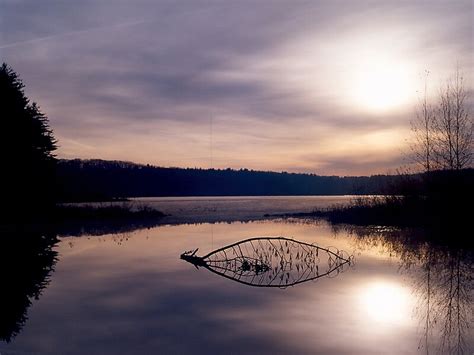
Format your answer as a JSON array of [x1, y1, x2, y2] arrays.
[[181, 237, 353, 288], [55, 217, 164, 237], [0, 228, 58, 342], [335, 225, 474, 354], [358, 281, 412, 324], [1, 218, 472, 354]]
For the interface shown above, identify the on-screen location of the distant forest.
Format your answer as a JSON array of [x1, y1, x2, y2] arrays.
[[56, 159, 402, 201]]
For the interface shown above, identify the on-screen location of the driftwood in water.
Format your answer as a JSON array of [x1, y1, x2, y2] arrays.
[[181, 237, 353, 288]]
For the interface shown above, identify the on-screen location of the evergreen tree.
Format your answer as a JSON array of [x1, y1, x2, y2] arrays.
[[0, 63, 57, 218]]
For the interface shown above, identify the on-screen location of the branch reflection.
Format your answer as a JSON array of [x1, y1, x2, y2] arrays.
[[181, 237, 354, 288]]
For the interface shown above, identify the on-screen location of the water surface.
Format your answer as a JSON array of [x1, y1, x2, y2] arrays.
[[1, 197, 472, 354], [86, 195, 354, 224]]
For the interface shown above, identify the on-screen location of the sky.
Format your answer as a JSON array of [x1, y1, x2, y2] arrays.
[[1, 0, 472, 175]]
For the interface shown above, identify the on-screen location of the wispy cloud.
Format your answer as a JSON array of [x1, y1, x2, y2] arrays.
[[1, 0, 472, 174], [0, 19, 149, 49]]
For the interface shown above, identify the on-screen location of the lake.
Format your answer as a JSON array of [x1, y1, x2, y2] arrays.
[[76, 195, 355, 224], [1, 196, 472, 354]]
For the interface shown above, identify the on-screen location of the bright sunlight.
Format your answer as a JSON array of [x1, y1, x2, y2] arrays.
[[351, 52, 418, 112], [359, 281, 413, 324]]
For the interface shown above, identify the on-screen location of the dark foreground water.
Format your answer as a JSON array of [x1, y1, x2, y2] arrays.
[[1, 197, 472, 354]]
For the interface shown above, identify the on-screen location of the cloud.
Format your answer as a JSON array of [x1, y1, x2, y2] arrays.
[[1, 0, 472, 174]]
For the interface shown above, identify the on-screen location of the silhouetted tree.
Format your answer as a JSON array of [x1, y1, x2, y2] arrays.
[[411, 70, 434, 172], [411, 68, 473, 172], [0, 63, 57, 218], [434, 69, 472, 170]]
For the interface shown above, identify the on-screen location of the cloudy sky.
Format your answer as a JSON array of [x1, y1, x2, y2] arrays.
[[1, 0, 472, 175]]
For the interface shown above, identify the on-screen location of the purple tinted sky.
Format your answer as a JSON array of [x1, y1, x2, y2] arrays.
[[1, 0, 472, 175]]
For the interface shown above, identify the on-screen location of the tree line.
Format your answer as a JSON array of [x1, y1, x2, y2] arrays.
[[56, 159, 397, 201]]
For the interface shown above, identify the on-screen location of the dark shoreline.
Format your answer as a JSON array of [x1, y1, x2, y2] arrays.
[[0, 204, 167, 236], [268, 194, 473, 248]]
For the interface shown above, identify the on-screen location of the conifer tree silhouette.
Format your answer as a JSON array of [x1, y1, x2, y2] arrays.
[[0, 63, 57, 218]]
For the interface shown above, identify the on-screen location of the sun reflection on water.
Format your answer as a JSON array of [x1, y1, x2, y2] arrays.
[[359, 281, 413, 325]]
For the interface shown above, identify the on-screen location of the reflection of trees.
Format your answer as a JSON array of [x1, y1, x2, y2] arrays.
[[55, 214, 164, 237], [420, 248, 472, 354], [181, 237, 353, 288], [335, 225, 473, 354], [0, 229, 58, 342]]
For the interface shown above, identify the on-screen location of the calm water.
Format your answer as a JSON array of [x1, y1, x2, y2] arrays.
[[1, 197, 472, 354], [84, 195, 355, 224]]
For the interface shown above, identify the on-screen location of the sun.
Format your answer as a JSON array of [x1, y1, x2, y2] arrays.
[[350, 53, 417, 112]]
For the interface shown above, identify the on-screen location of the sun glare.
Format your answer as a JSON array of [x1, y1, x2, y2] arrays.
[[351, 52, 417, 112], [359, 281, 413, 324]]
